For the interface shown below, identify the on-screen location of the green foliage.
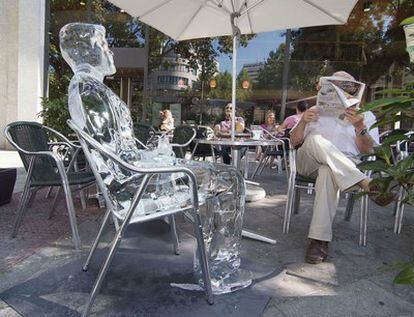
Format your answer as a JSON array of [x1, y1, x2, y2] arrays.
[[38, 96, 72, 137], [362, 76, 414, 285], [361, 83, 414, 204], [286, 0, 414, 96], [394, 263, 414, 284]]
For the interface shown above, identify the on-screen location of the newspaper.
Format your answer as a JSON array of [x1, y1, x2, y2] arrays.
[[316, 76, 365, 124]]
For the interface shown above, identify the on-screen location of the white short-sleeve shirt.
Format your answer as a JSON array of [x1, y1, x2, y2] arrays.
[[303, 111, 379, 156]]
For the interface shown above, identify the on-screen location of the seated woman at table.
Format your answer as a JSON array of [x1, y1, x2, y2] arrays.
[[260, 110, 279, 136], [256, 110, 280, 161], [213, 103, 245, 164]]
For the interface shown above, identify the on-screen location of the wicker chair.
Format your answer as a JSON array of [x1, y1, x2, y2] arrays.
[[4, 121, 96, 250], [133, 123, 156, 149], [171, 125, 196, 158], [189, 126, 220, 161]]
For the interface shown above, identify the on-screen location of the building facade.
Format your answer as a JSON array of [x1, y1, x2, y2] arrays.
[[0, 0, 47, 149], [240, 62, 265, 83]]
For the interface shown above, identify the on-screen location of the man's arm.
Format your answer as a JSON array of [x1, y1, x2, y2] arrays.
[[276, 119, 288, 134], [345, 108, 374, 154], [290, 107, 319, 148]]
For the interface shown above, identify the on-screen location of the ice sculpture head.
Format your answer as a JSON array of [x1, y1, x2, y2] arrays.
[[60, 23, 116, 77]]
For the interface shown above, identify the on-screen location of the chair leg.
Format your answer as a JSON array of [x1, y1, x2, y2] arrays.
[[82, 223, 125, 316], [393, 199, 398, 216], [11, 185, 32, 238], [82, 175, 151, 317], [394, 187, 405, 234], [258, 156, 269, 175], [27, 188, 39, 208], [243, 155, 249, 179], [396, 203, 405, 234], [45, 186, 54, 199], [344, 193, 355, 221], [168, 215, 180, 255], [293, 187, 301, 214], [251, 155, 265, 179], [359, 195, 369, 246], [282, 148, 289, 180], [79, 186, 87, 211], [283, 174, 296, 234], [83, 207, 112, 271], [192, 210, 214, 305], [48, 186, 62, 219], [275, 156, 282, 174], [61, 182, 81, 250]]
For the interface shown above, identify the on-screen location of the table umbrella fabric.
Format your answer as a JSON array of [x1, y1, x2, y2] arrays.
[[109, 0, 358, 140]]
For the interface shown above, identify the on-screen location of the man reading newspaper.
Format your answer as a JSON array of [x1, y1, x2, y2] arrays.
[[290, 71, 379, 264]]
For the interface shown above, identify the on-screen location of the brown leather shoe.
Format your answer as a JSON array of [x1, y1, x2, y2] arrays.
[[305, 239, 329, 264]]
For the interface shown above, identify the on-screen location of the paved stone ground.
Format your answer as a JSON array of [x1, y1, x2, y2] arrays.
[[0, 153, 413, 316]]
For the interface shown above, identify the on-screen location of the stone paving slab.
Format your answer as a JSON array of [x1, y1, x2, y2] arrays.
[[0, 299, 21, 317], [265, 279, 414, 317], [0, 168, 412, 316]]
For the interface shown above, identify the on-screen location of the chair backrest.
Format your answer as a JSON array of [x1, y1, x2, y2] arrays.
[[172, 125, 196, 158], [67, 75, 181, 219], [134, 123, 155, 148], [189, 126, 215, 157], [5, 121, 58, 183]]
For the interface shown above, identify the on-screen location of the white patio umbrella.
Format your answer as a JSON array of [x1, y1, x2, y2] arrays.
[[109, 0, 358, 140]]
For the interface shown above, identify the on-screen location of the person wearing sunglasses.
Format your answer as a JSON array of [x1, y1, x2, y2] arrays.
[[213, 103, 246, 164]]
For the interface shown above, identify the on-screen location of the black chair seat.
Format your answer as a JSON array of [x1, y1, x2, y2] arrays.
[[295, 174, 316, 184], [31, 171, 95, 187], [265, 150, 284, 156]]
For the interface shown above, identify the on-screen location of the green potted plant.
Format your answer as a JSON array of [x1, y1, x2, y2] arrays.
[[358, 16, 414, 285]]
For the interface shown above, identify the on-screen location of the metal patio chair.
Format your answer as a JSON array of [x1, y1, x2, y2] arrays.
[[251, 130, 289, 180], [393, 133, 414, 234], [133, 123, 156, 149], [190, 126, 221, 162], [68, 120, 213, 317], [171, 125, 196, 158], [4, 121, 96, 250], [282, 146, 370, 246]]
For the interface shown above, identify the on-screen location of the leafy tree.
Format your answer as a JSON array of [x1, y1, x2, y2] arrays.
[[43, 0, 255, 132], [288, 0, 414, 94], [256, 44, 285, 90]]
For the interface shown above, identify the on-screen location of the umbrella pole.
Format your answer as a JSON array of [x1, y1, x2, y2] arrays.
[[231, 33, 237, 141]]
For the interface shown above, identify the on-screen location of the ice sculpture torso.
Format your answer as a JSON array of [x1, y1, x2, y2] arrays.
[[62, 22, 250, 294], [69, 73, 139, 159]]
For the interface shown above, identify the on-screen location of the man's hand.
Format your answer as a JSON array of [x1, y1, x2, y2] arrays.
[[301, 106, 319, 124], [345, 107, 365, 131], [290, 106, 318, 148]]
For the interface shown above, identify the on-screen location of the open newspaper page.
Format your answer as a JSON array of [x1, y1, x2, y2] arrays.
[[316, 76, 366, 125]]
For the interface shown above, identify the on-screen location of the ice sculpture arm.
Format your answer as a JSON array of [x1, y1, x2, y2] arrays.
[[68, 120, 199, 195]]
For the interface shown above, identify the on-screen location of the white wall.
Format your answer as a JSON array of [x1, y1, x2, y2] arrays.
[[0, 0, 45, 149]]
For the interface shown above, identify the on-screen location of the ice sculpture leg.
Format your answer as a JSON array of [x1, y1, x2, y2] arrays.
[[60, 22, 250, 296], [195, 165, 251, 294]]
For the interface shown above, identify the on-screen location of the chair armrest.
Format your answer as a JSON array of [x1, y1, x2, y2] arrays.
[[43, 126, 81, 150], [134, 138, 149, 149], [170, 128, 196, 148]]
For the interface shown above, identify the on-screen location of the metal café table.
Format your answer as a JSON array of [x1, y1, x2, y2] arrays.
[[192, 137, 280, 244]]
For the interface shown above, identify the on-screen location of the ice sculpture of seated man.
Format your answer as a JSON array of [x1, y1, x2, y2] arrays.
[[60, 23, 250, 293]]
